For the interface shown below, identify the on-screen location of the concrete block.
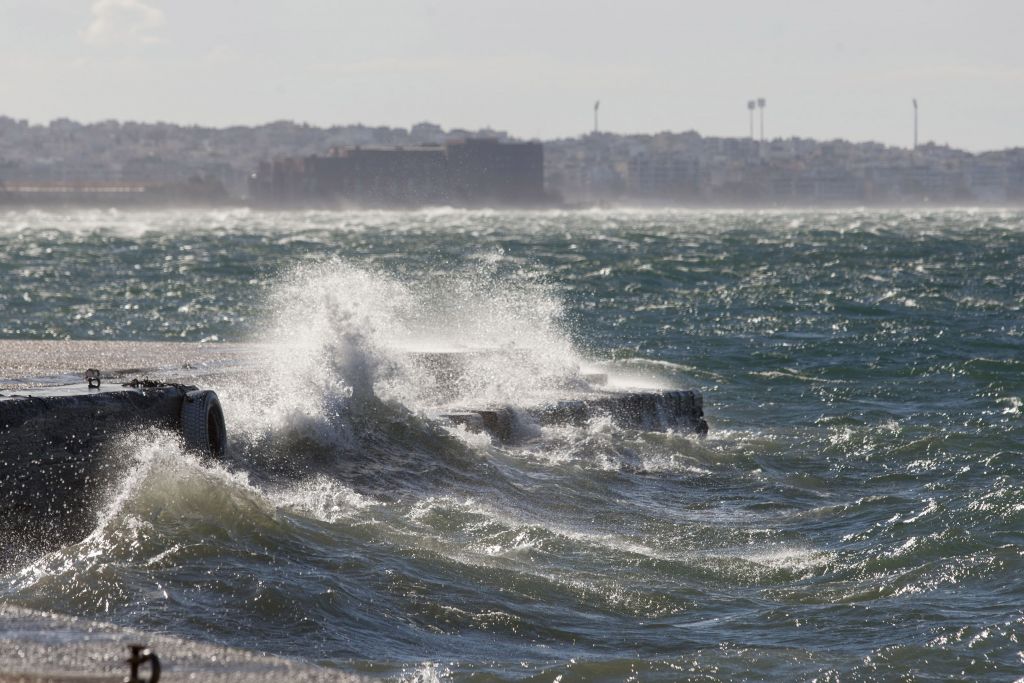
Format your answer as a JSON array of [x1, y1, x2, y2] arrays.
[[0, 381, 197, 565], [439, 389, 707, 443]]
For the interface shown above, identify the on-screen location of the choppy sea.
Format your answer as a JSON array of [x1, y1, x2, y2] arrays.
[[1, 208, 1023, 681]]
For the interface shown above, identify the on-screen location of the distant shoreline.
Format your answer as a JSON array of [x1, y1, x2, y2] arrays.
[[3, 117, 1023, 208]]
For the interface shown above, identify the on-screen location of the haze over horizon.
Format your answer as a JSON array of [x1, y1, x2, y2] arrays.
[[1, 0, 1022, 152]]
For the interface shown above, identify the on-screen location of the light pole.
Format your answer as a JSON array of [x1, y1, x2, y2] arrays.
[[912, 98, 918, 150], [757, 97, 766, 143], [747, 100, 755, 139], [594, 100, 600, 134]]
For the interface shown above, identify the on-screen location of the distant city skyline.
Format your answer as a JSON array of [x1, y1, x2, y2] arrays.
[[0, 0, 1022, 151]]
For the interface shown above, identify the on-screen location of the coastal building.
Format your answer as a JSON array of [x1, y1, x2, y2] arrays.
[[249, 138, 546, 208]]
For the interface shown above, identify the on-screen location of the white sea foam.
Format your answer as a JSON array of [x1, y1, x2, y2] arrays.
[[269, 475, 376, 523], [400, 662, 450, 683], [215, 257, 585, 458]]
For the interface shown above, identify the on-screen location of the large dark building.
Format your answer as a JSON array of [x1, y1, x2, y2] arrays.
[[250, 138, 545, 207]]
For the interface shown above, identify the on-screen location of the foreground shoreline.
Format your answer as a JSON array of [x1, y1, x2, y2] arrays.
[[0, 605, 367, 682]]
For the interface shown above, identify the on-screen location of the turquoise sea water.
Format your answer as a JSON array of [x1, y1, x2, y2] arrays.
[[1, 208, 1023, 680]]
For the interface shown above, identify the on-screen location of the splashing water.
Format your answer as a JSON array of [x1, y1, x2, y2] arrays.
[[218, 257, 586, 465]]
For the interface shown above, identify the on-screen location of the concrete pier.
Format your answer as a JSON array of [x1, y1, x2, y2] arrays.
[[0, 339, 708, 560], [409, 347, 706, 440], [0, 339, 249, 391], [0, 381, 201, 565], [441, 389, 707, 442]]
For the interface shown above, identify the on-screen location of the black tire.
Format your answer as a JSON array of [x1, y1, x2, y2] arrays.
[[180, 390, 228, 457]]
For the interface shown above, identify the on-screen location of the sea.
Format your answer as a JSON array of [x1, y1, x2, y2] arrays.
[[1, 207, 1022, 681]]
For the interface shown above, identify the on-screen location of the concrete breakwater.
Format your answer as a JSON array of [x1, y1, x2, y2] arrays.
[[0, 339, 251, 391], [0, 341, 242, 564], [0, 381, 202, 566], [0, 339, 707, 561], [442, 389, 706, 442]]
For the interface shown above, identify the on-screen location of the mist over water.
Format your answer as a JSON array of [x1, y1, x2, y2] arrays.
[[1, 208, 1023, 680]]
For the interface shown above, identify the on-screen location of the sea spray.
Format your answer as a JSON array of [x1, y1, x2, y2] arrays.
[[221, 262, 409, 462], [219, 256, 586, 466]]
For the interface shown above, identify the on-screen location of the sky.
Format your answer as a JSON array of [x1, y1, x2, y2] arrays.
[[0, 0, 1022, 151]]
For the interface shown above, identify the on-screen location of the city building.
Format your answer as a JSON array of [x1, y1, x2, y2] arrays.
[[249, 138, 546, 208]]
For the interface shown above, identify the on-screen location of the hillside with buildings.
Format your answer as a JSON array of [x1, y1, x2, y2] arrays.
[[548, 132, 1024, 206], [1, 116, 1022, 207]]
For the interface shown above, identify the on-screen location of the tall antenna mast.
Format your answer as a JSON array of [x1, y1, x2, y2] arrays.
[[747, 100, 755, 139], [912, 98, 918, 150], [594, 100, 600, 134], [757, 98, 766, 143]]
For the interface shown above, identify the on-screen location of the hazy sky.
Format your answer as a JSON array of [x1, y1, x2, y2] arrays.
[[1, 0, 1021, 150]]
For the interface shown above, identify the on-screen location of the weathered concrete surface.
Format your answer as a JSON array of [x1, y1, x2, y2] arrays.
[[0, 340, 251, 390], [0, 605, 371, 682], [0, 382, 193, 449]]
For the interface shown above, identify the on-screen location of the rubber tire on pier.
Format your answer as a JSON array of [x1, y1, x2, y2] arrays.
[[180, 390, 228, 457]]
